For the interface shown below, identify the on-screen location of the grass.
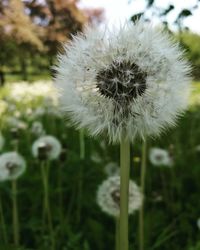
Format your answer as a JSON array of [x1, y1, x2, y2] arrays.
[[0, 80, 200, 250]]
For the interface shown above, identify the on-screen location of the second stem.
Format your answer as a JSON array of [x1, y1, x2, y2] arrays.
[[119, 138, 130, 250]]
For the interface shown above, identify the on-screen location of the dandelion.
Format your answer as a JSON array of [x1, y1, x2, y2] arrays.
[[6, 117, 27, 130], [31, 121, 45, 137], [55, 20, 191, 250], [32, 135, 62, 160], [149, 147, 173, 167], [104, 162, 120, 176], [55, 21, 191, 143], [0, 132, 5, 151], [32, 136, 61, 249], [0, 152, 26, 180], [0, 167, 9, 182], [97, 176, 142, 217], [0, 152, 26, 246], [91, 151, 102, 163], [197, 218, 200, 230]]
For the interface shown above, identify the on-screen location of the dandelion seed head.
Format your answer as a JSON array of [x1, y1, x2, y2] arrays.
[[104, 162, 120, 176], [96, 176, 143, 217], [149, 147, 173, 167], [197, 218, 200, 230], [32, 135, 62, 160], [0, 152, 26, 181], [31, 121, 45, 137], [55, 20, 191, 143]]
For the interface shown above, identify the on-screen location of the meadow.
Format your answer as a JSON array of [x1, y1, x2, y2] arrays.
[[0, 80, 200, 250]]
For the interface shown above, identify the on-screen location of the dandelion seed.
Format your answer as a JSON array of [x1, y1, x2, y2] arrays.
[[0, 152, 26, 180], [32, 135, 62, 160], [55, 20, 191, 143], [97, 176, 143, 217], [149, 147, 173, 167]]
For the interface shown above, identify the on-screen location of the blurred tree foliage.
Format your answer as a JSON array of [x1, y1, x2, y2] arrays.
[[130, 0, 200, 80], [179, 32, 200, 80], [0, 0, 104, 83]]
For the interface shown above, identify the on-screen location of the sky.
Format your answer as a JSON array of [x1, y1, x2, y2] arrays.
[[78, 0, 200, 34]]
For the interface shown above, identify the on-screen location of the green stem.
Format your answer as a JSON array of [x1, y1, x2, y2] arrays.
[[58, 164, 63, 224], [0, 192, 8, 244], [77, 129, 85, 223], [139, 140, 147, 250], [12, 180, 19, 246], [115, 217, 120, 250], [41, 162, 55, 250], [79, 129, 85, 160], [119, 138, 130, 250]]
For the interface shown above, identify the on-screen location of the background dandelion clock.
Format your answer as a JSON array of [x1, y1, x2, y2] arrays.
[[0, 152, 26, 180], [0, 151, 26, 246], [149, 147, 173, 167], [97, 176, 142, 217], [32, 135, 62, 160], [55, 20, 191, 250]]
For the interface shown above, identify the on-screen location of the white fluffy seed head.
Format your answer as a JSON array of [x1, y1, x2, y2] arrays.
[[149, 147, 173, 167], [104, 162, 120, 177], [96, 176, 143, 217], [32, 135, 62, 160], [31, 121, 45, 137], [55, 20, 191, 143], [197, 218, 200, 230], [0, 152, 26, 181], [0, 132, 5, 151]]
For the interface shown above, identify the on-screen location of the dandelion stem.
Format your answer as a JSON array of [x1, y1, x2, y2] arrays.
[[115, 217, 120, 250], [41, 162, 55, 250], [12, 180, 19, 246], [58, 164, 63, 224], [119, 138, 130, 250], [0, 192, 8, 244], [139, 139, 147, 250], [77, 129, 85, 223]]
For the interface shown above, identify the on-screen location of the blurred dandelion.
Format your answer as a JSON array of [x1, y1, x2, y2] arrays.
[[32, 135, 62, 160], [0, 152, 26, 180], [32, 136, 61, 250], [197, 218, 200, 230], [149, 147, 173, 167], [31, 121, 45, 137], [6, 117, 28, 130], [97, 176, 143, 217], [104, 162, 120, 177], [0, 152, 26, 246]]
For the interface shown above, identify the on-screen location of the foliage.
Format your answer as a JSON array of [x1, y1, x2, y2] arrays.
[[178, 32, 200, 80]]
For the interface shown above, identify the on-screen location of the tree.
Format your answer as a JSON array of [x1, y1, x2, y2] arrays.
[[0, 0, 44, 82]]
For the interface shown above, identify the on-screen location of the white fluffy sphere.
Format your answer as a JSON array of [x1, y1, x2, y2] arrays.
[[149, 147, 173, 167], [0, 152, 26, 181], [55, 20, 191, 143], [97, 176, 143, 217], [32, 135, 62, 160]]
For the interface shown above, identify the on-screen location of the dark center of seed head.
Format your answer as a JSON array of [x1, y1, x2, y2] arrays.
[[111, 189, 120, 207], [96, 60, 147, 103]]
